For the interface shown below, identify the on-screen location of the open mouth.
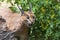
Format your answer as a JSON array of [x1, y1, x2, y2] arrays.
[[28, 23, 33, 26], [25, 23, 33, 27]]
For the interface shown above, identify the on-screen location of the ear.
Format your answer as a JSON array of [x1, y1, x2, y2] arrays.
[[17, 4, 24, 15], [29, 2, 32, 12]]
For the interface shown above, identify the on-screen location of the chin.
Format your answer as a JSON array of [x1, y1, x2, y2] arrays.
[[25, 23, 31, 27], [26, 24, 30, 27]]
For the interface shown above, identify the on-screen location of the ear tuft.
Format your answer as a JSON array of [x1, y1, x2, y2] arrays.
[[17, 4, 24, 15], [29, 2, 32, 12]]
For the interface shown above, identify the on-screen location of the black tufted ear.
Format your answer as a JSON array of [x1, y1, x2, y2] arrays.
[[29, 2, 32, 12], [17, 4, 24, 15]]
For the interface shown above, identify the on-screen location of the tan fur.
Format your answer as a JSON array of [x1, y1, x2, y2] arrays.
[[0, 2, 35, 40]]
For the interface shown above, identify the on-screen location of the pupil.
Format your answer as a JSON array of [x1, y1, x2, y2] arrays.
[[27, 16, 29, 19], [33, 16, 35, 19]]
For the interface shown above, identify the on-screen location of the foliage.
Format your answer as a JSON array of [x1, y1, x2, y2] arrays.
[[0, 0, 60, 40]]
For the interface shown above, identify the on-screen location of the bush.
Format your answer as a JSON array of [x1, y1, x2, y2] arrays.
[[0, 0, 60, 40]]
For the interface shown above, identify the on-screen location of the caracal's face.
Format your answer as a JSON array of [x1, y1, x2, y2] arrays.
[[20, 11, 36, 27]]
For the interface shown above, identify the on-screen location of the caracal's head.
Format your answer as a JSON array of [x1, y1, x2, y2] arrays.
[[17, 3, 36, 27], [20, 11, 36, 27]]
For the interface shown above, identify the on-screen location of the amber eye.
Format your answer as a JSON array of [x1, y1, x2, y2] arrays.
[[27, 16, 29, 19]]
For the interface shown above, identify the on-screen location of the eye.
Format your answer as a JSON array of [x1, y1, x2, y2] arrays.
[[32, 16, 35, 19], [27, 16, 29, 19]]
